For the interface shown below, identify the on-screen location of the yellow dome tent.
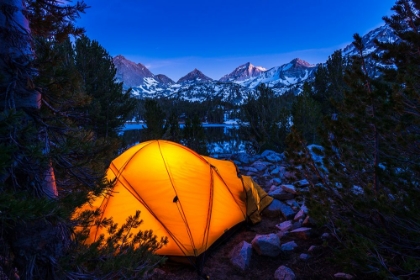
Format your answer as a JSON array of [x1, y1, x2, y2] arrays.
[[77, 140, 272, 258]]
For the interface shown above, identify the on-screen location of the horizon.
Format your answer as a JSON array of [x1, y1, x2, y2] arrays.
[[77, 0, 396, 81]]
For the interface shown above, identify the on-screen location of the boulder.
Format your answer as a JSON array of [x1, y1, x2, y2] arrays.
[[290, 227, 312, 240], [300, 253, 310, 261], [268, 186, 295, 201], [262, 199, 296, 219], [274, 265, 296, 280], [229, 241, 252, 271], [281, 241, 298, 252], [261, 150, 283, 162], [294, 209, 305, 221], [251, 233, 281, 257], [276, 220, 293, 232], [281, 184, 297, 194]]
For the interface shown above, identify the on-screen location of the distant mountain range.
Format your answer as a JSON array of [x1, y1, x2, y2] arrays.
[[113, 24, 397, 104]]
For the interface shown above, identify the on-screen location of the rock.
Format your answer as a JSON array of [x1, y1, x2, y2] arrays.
[[268, 187, 295, 201], [290, 227, 312, 240], [262, 199, 296, 219], [302, 216, 316, 227], [270, 166, 280, 175], [292, 221, 302, 230], [241, 166, 258, 174], [229, 241, 252, 271], [301, 203, 309, 214], [261, 150, 283, 162], [281, 241, 298, 252], [281, 184, 297, 194], [276, 220, 293, 232], [268, 178, 282, 186], [334, 272, 354, 279], [294, 209, 305, 221], [308, 245, 318, 253], [295, 179, 310, 187], [251, 233, 281, 257], [300, 253, 310, 261], [274, 265, 296, 280], [251, 161, 269, 171], [235, 153, 252, 164], [321, 232, 330, 239]]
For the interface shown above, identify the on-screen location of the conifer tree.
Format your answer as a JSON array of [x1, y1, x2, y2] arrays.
[[287, 21, 420, 279], [143, 99, 167, 140], [183, 114, 208, 155], [291, 82, 323, 144], [1, 1, 166, 278], [74, 35, 136, 140], [240, 84, 291, 152]]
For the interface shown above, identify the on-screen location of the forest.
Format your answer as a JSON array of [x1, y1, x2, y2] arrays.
[[1, 0, 419, 279]]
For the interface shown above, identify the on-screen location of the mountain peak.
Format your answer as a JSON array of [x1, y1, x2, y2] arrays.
[[177, 69, 213, 83], [290, 58, 312, 67], [112, 55, 154, 88], [219, 62, 266, 82]]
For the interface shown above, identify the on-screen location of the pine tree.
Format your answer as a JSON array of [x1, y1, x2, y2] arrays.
[[312, 50, 348, 117], [143, 99, 167, 140], [74, 35, 136, 140], [286, 23, 420, 279], [291, 82, 323, 144], [1, 1, 166, 278], [240, 84, 291, 152], [183, 114, 208, 155]]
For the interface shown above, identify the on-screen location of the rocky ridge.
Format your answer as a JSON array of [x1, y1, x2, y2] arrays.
[[149, 148, 353, 280], [114, 25, 398, 104]]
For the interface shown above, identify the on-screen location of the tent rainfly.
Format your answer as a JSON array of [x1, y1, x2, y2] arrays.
[[76, 140, 272, 259]]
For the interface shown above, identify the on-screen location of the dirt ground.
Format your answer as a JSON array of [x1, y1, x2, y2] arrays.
[[149, 216, 344, 280]]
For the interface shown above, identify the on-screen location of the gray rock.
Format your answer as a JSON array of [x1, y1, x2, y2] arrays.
[[251, 233, 281, 257], [334, 272, 354, 279], [302, 216, 316, 226], [262, 199, 296, 219], [261, 150, 283, 162], [241, 166, 258, 173], [268, 186, 295, 201], [274, 265, 296, 280], [290, 227, 312, 239], [295, 179, 310, 187], [251, 161, 269, 171], [229, 241, 252, 271], [276, 220, 293, 232], [236, 153, 252, 164], [321, 232, 330, 239], [281, 241, 298, 252], [270, 166, 280, 175], [308, 245, 318, 252], [281, 184, 297, 194], [300, 253, 310, 261], [268, 178, 282, 186], [294, 209, 305, 221]]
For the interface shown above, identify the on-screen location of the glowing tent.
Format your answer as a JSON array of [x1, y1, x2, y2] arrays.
[[77, 140, 272, 258]]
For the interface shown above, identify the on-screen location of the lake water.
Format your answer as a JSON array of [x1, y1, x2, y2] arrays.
[[121, 123, 250, 155]]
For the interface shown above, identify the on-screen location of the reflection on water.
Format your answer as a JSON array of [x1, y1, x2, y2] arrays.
[[120, 124, 250, 155]]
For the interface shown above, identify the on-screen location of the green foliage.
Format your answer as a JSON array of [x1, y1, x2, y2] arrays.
[[312, 50, 349, 117], [74, 35, 136, 140], [183, 114, 208, 155], [240, 84, 293, 152], [143, 99, 167, 140], [286, 5, 420, 277], [65, 210, 168, 279], [291, 82, 323, 144]]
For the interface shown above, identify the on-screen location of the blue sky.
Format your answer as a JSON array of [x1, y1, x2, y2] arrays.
[[77, 0, 396, 81]]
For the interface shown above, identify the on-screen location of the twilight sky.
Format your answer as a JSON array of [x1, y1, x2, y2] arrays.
[[76, 0, 396, 81]]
